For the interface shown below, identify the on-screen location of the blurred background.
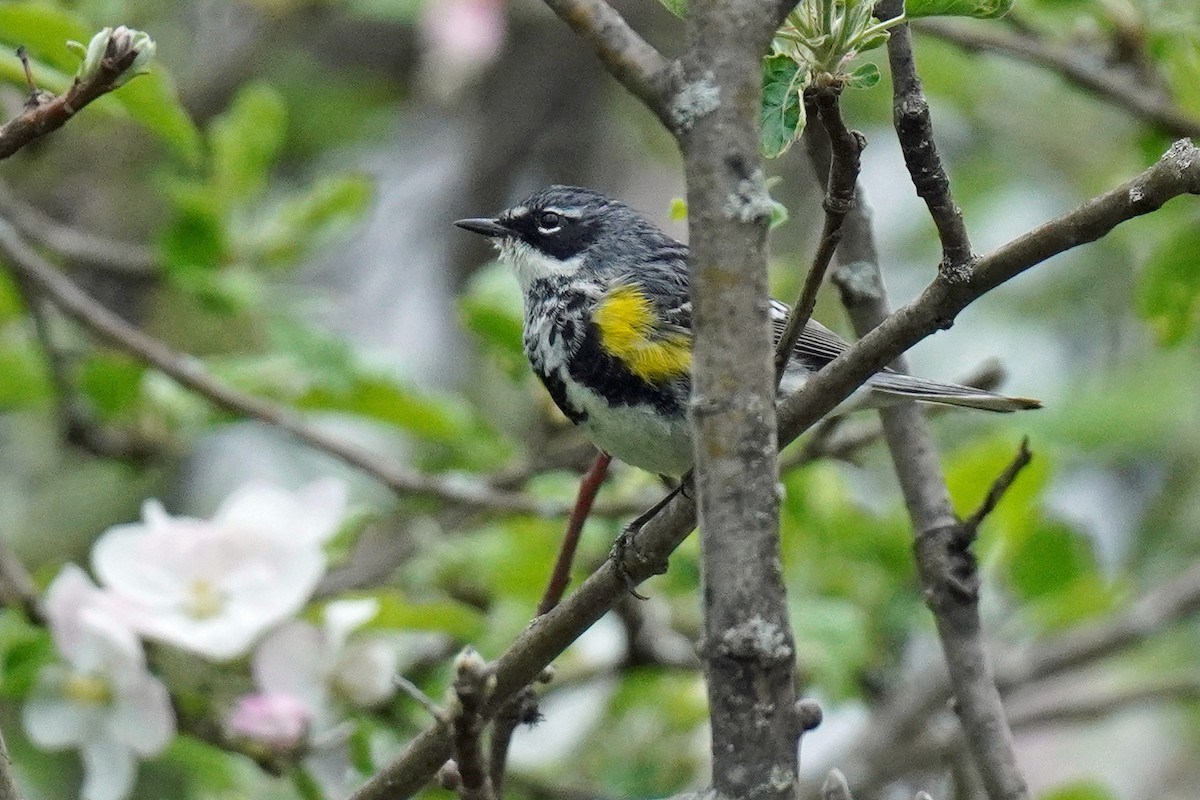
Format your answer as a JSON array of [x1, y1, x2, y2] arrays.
[[1, 0, 1199, 799]]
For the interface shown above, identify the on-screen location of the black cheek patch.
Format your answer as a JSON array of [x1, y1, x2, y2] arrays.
[[507, 213, 599, 261]]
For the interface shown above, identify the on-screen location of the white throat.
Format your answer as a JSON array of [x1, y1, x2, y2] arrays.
[[498, 238, 583, 291]]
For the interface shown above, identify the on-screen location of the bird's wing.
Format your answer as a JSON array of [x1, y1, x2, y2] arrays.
[[769, 299, 852, 370]]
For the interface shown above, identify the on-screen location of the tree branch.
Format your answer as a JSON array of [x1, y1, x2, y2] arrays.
[[10, 274, 160, 461], [0, 725, 22, 800], [539, 0, 675, 128], [821, 557, 1200, 798], [1006, 676, 1200, 730], [774, 88, 865, 381], [0, 535, 39, 623], [877, 0, 974, 274], [0, 30, 149, 160], [776, 139, 1200, 450], [347, 492, 700, 800], [447, 649, 496, 800], [916, 19, 1200, 141], [0, 219, 597, 517], [679, 0, 799, 795], [0, 180, 157, 277], [998, 558, 1200, 691], [811, 109, 1030, 800]]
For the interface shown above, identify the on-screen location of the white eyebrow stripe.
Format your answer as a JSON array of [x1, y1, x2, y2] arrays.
[[544, 206, 582, 219]]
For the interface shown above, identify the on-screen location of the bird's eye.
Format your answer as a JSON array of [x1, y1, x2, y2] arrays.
[[537, 211, 563, 232]]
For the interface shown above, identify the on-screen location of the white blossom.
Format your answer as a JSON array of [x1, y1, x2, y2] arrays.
[[253, 598, 399, 727], [22, 566, 174, 800], [91, 479, 347, 660]]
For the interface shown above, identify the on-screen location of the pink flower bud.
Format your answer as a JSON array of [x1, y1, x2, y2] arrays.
[[228, 692, 312, 753]]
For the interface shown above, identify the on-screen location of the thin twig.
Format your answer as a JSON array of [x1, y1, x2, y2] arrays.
[[877, 0, 974, 275], [539, 0, 674, 129], [1, 33, 144, 160], [962, 437, 1032, 533], [0, 180, 157, 276], [823, 769, 855, 800], [0, 532, 41, 624], [0, 219, 614, 517], [0, 725, 23, 800], [537, 451, 612, 616], [917, 19, 1200, 141], [394, 675, 445, 722], [486, 687, 539, 798], [826, 558, 1200, 798], [449, 649, 496, 800], [1007, 676, 1200, 730], [998, 558, 1200, 691], [12, 275, 159, 461], [774, 88, 865, 382]]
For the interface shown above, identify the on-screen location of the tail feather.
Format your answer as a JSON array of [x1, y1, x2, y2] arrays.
[[866, 372, 1042, 413]]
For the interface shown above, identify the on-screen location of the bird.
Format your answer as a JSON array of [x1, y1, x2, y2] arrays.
[[455, 185, 1040, 478]]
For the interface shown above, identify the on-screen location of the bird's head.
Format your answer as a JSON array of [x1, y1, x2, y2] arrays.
[[455, 185, 670, 289]]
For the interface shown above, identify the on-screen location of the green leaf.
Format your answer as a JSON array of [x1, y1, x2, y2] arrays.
[[99, 69, 203, 165], [790, 595, 871, 700], [331, 591, 484, 639], [656, 0, 688, 17], [157, 736, 238, 794], [1040, 780, 1117, 800], [0, 271, 22, 322], [0, 614, 54, 699], [79, 354, 146, 418], [158, 181, 229, 276], [761, 54, 807, 158], [460, 261, 526, 369], [1137, 220, 1200, 346], [0, 3, 90, 74], [0, 333, 51, 410], [297, 376, 474, 443], [209, 82, 288, 201], [243, 173, 373, 267], [906, 0, 1015, 18], [845, 62, 881, 89], [669, 197, 688, 222], [1007, 520, 1098, 601]]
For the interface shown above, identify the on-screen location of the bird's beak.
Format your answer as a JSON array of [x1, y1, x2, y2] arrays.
[[454, 217, 509, 238]]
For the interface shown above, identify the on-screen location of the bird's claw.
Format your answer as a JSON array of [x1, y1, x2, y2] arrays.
[[611, 522, 657, 601]]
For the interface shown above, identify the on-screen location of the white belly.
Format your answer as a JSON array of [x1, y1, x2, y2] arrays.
[[564, 380, 692, 476]]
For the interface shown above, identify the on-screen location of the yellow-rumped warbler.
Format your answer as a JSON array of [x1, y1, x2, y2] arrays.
[[456, 185, 1039, 477]]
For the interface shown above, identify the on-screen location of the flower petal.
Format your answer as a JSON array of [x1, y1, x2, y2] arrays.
[[333, 637, 400, 707], [323, 598, 378, 652], [215, 479, 347, 546], [110, 672, 175, 756], [253, 621, 327, 705], [22, 672, 93, 748], [80, 735, 136, 800]]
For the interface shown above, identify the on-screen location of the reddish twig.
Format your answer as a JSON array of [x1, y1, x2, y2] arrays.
[[537, 451, 612, 616]]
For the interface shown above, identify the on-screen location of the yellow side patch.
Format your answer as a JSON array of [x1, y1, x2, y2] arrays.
[[592, 284, 691, 382]]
